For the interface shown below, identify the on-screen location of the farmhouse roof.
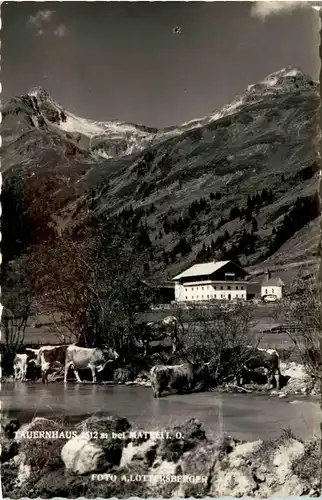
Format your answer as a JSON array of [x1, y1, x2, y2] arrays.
[[261, 277, 285, 287], [173, 260, 235, 280]]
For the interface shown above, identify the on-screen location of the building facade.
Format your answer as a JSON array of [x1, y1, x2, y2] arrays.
[[260, 269, 284, 301], [261, 278, 284, 300], [172, 260, 249, 302]]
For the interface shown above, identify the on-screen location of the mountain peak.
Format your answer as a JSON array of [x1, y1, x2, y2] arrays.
[[268, 65, 306, 76], [261, 66, 315, 86], [28, 86, 51, 102]]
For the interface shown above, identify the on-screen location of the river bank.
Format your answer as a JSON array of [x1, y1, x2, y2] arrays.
[[3, 360, 319, 397]]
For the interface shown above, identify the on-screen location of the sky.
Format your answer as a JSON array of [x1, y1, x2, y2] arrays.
[[2, 1, 320, 128]]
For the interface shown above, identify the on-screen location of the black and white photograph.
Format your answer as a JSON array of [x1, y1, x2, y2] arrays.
[[1, 0, 322, 497]]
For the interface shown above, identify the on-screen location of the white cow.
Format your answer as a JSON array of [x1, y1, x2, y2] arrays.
[[13, 354, 28, 381], [64, 346, 119, 384], [13, 349, 41, 381]]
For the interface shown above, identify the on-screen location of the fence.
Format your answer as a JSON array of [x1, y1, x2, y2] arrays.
[[260, 324, 314, 335]]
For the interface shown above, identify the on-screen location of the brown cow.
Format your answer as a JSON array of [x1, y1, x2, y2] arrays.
[[64, 345, 119, 384], [150, 362, 209, 398]]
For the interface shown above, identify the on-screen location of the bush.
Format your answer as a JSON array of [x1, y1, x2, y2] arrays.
[[276, 273, 322, 381], [174, 301, 255, 385]]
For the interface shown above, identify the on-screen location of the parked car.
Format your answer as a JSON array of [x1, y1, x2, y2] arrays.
[[262, 294, 278, 303]]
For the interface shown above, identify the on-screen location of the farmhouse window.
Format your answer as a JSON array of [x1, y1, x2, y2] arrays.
[[272, 288, 274, 293], [214, 286, 216, 289], [192, 288, 194, 291], [220, 286, 223, 290], [241, 286, 243, 289], [192, 296, 194, 299], [207, 295, 209, 299], [265, 289, 268, 294], [236, 286, 238, 290], [185, 296, 188, 300], [228, 286, 231, 290]]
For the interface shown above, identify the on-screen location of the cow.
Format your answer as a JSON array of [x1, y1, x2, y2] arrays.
[[13, 354, 28, 381], [25, 348, 41, 380], [237, 346, 281, 390], [141, 316, 180, 357], [150, 362, 210, 398], [64, 346, 119, 384], [13, 349, 40, 381], [36, 345, 69, 384]]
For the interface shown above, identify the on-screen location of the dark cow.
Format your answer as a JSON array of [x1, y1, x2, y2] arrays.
[[141, 316, 180, 357], [225, 345, 281, 390], [64, 345, 119, 384], [25, 348, 41, 380], [242, 346, 281, 390], [215, 345, 281, 390], [36, 345, 69, 384], [150, 362, 210, 398]]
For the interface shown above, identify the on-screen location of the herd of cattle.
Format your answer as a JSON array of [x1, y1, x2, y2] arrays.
[[150, 346, 281, 397], [13, 339, 283, 399], [13, 315, 180, 384], [13, 345, 120, 384]]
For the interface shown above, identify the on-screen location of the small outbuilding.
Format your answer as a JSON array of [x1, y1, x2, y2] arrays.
[[261, 269, 284, 301]]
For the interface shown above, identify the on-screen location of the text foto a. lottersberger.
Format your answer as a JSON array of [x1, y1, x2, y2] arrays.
[[92, 473, 208, 484], [14, 430, 185, 440]]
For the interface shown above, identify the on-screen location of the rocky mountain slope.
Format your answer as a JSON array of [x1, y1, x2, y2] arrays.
[[2, 66, 320, 278]]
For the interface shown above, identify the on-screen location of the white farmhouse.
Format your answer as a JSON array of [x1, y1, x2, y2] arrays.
[[172, 260, 249, 302], [261, 270, 284, 301]]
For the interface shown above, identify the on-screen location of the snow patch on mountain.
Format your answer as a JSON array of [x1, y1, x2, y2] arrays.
[[92, 149, 114, 160], [3, 65, 317, 161], [59, 113, 108, 138], [181, 66, 317, 128], [58, 111, 155, 141]]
